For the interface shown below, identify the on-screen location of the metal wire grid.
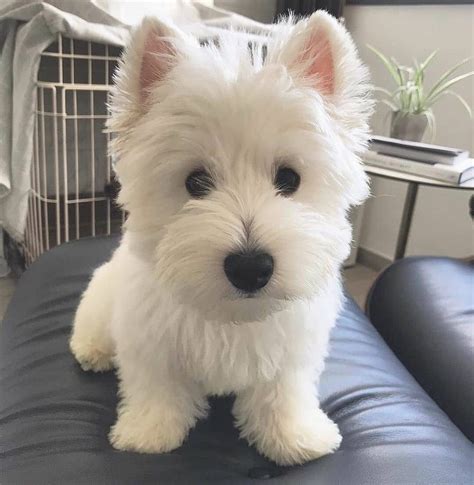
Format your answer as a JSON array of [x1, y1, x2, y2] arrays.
[[24, 35, 124, 266]]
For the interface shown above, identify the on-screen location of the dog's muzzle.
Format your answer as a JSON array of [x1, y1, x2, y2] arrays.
[[224, 251, 274, 293]]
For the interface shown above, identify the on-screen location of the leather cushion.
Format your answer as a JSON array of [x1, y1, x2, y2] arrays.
[[366, 256, 474, 442], [1, 237, 472, 484]]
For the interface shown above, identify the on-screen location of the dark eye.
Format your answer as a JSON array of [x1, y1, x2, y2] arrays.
[[185, 169, 214, 198], [274, 167, 300, 196]]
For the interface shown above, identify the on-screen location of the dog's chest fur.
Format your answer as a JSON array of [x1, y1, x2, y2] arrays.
[[166, 303, 331, 395], [176, 308, 314, 394]]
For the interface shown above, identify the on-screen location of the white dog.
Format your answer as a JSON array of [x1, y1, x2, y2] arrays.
[[70, 11, 371, 466]]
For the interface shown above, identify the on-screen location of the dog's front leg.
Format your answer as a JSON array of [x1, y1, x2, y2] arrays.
[[110, 362, 208, 454], [233, 370, 341, 465]]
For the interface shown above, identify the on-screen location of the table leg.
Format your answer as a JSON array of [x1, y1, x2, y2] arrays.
[[395, 182, 419, 260]]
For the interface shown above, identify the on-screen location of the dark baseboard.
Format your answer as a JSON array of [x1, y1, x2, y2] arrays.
[[357, 247, 392, 271]]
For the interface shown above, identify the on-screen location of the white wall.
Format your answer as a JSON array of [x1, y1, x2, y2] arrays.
[[345, 5, 474, 259], [96, 0, 215, 25], [214, 0, 276, 23]]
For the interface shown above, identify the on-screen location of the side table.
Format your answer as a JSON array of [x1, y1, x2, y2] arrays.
[[364, 165, 474, 260]]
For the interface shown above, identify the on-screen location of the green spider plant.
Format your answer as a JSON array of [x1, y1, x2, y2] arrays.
[[368, 45, 474, 138]]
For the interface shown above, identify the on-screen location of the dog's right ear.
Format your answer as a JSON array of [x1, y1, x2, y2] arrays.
[[108, 17, 187, 135]]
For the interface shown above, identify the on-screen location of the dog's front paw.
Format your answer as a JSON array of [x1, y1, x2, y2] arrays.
[[252, 408, 342, 466], [69, 336, 114, 372], [109, 408, 188, 454]]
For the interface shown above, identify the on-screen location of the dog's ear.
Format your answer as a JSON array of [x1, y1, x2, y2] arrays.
[[276, 11, 370, 111], [108, 17, 188, 136], [123, 17, 184, 104], [136, 18, 181, 104]]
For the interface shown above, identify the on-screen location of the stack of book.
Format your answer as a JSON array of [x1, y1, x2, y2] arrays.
[[365, 136, 474, 185]]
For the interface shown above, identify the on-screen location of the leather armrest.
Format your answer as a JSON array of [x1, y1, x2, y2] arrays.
[[366, 257, 473, 442]]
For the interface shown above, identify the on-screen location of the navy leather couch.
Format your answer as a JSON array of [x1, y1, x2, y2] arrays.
[[1, 237, 472, 484]]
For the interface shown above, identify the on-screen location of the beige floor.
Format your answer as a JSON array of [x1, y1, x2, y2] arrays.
[[343, 264, 379, 309], [0, 264, 379, 323]]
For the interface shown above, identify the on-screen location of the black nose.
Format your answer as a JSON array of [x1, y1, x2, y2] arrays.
[[224, 251, 274, 293]]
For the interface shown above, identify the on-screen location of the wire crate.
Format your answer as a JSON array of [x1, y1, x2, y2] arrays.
[[21, 34, 124, 267]]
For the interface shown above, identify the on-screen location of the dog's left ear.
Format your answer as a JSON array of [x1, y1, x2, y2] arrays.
[[278, 11, 368, 99], [276, 11, 372, 134]]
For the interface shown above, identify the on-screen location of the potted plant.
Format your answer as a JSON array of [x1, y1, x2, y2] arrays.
[[368, 46, 473, 142]]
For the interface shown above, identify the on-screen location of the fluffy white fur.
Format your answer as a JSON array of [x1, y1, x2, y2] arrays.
[[70, 11, 372, 466]]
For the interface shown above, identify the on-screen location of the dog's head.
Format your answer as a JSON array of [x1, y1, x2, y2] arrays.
[[109, 12, 372, 322]]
